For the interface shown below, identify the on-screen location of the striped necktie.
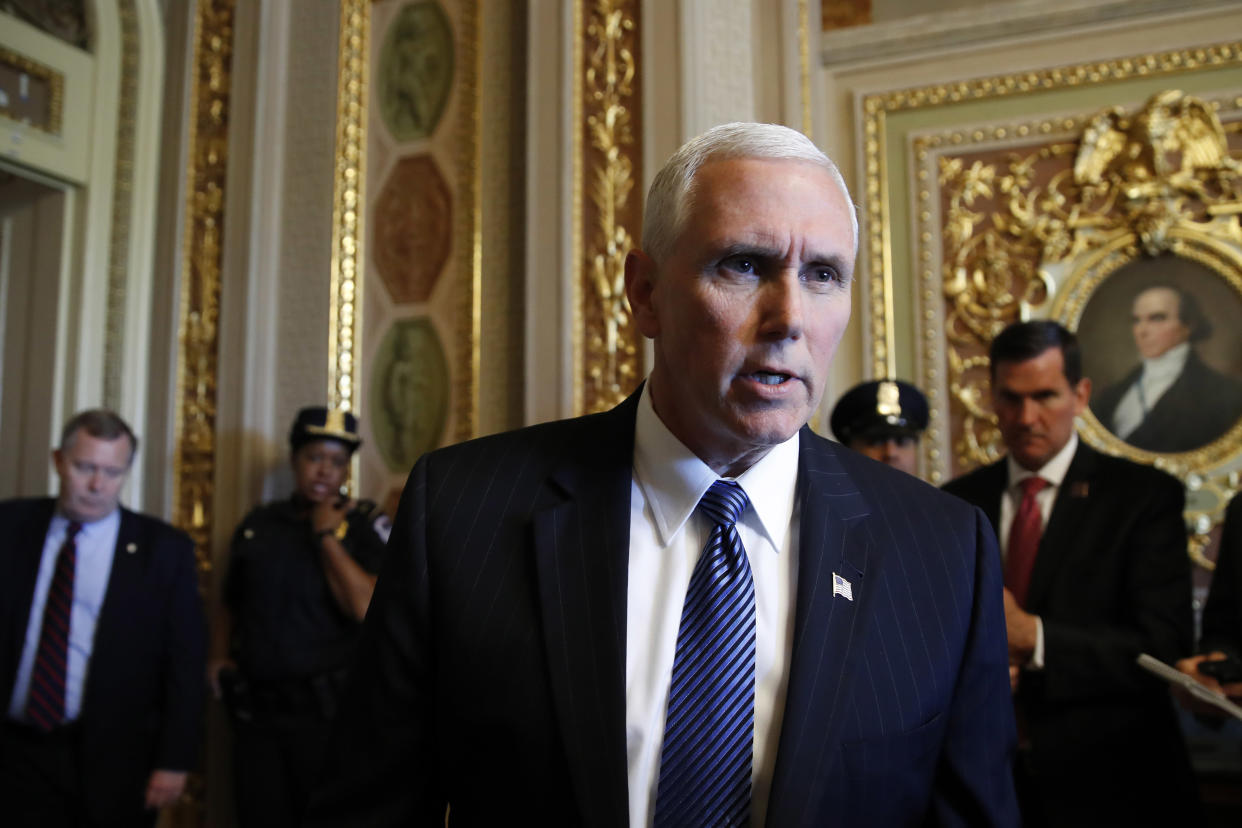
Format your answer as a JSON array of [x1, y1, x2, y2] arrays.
[[26, 521, 82, 730], [654, 480, 755, 827]]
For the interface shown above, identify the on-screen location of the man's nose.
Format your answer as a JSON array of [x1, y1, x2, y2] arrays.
[[759, 272, 804, 339]]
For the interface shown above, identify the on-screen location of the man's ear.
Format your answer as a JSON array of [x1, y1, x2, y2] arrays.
[[624, 249, 660, 338], [1072, 377, 1093, 415]]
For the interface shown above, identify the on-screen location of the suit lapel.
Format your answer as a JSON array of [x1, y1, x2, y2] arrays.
[[1027, 443, 1094, 611], [767, 433, 879, 823], [532, 398, 636, 828], [82, 509, 145, 713], [976, 462, 1006, 537]]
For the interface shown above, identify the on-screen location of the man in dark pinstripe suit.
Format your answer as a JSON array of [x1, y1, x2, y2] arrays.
[[310, 123, 1018, 826], [944, 321, 1198, 827]]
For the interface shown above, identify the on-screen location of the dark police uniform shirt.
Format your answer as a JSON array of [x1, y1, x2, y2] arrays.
[[225, 498, 386, 684]]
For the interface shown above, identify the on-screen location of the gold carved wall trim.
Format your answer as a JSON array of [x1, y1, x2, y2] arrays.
[[103, 0, 138, 410], [863, 42, 1242, 384], [914, 87, 1242, 562], [453, 0, 482, 443], [329, 0, 368, 429], [573, 0, 643, 415], [173, 0, 234, 563], [351, 0, 480, 506], [0, 45, 64, 134]]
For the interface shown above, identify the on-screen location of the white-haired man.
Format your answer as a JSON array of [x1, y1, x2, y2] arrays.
[[310, 123, 1018, 826]]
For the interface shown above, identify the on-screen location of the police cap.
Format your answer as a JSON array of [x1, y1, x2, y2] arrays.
[[830, 380, 929, 445], [289, 406, 362, 454]]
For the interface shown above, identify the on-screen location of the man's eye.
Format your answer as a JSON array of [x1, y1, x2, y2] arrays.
[[721, 256, 756, 275]]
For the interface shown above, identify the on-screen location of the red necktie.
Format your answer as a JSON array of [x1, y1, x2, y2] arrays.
[[1005, 478, 1047, 609], [26, 521, 81, 730]]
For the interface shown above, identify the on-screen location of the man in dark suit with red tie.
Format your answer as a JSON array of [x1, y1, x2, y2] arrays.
[[943, 321, 1199, 827], [0, 409, 206, 826], [310, 122, 1019, 826]]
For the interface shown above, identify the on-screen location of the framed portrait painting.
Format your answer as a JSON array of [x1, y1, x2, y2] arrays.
[[1075, 252, 1242, 460]]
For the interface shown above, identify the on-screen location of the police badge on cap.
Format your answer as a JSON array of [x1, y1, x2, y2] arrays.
[[830, 380, 929, 445], [289, 407, 362, 453]]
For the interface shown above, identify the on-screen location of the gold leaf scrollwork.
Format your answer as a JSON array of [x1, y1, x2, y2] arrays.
[[940, 90, 1242, 472], [580, 0, 642, 414], [329, 0, 368, 422], [174, 0, 234, 569]]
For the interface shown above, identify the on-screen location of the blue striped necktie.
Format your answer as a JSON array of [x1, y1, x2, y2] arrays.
[[26, 520, 81, 731], [654, 480, 755, 827]]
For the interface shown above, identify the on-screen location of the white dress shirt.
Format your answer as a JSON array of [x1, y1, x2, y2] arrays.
[[1112, 342, 1190, 438], [626, 384, 799, 828], [8, 508, 121, 722], [1000, 432, 1078, 669]]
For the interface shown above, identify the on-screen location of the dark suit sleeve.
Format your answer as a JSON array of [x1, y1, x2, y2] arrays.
[[928, 506, 1020, 827], [1201, 496, 1242, 657], [308, 456, 444, 826], [1041, 473, 1192, 699], [157, 529, 208, 770]]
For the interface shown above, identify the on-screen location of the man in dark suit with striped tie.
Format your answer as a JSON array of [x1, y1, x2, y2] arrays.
[[0, 409, 206, 826], [943, 321, 1199, 827], [311, 122, 1019, 826]]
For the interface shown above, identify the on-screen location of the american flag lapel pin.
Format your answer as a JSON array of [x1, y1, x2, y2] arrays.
[[832, 572, 854, 601]]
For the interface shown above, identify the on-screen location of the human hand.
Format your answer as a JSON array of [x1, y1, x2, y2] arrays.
[[1002, 587, 1038, 661], [1173, 653, 1242, 713], [207, 657, 237, 699], [145, 769, 187, 810], [312, 496, 352, 537]]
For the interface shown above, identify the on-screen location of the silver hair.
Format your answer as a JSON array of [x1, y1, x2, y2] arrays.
[[59, 408, 138, 466], [640, 122, 858, 264]]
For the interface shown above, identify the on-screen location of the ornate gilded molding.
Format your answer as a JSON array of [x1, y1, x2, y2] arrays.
[[821, 0, 870, 32], [574, 0, 643, 415], [329, 0, 369, 425], [452, 0, 481, 442], [822, 0, 1235, 67], [172, 0, 234, 563], [0, 45, 64, 134], [863, 41, 1242, 383], [934, 92, 1242, 467], [916, 90, 1242, 561], [103, 0, 138, 410]]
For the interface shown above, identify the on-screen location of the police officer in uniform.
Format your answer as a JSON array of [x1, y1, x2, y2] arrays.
[[208, 407, 386, 827], [830, 379, 930, 476]]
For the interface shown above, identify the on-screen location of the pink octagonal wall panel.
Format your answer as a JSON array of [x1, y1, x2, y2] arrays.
[[373, 153, 452, 304]]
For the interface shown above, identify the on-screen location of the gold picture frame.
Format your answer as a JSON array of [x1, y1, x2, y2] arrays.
[[1055, 235, 1242, 473], [905, 85, 1242, 565], [863, 42, 1242, 488]]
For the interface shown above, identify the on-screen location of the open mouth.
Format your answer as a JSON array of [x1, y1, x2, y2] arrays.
[[750, 371, 792, 386]]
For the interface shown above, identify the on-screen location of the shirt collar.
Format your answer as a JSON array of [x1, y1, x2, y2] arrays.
[[633, 382, 799, 551], [1006, 431, 1078, 491], [51, 507, 121, 537], [1142, 341, 1190, 383]]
